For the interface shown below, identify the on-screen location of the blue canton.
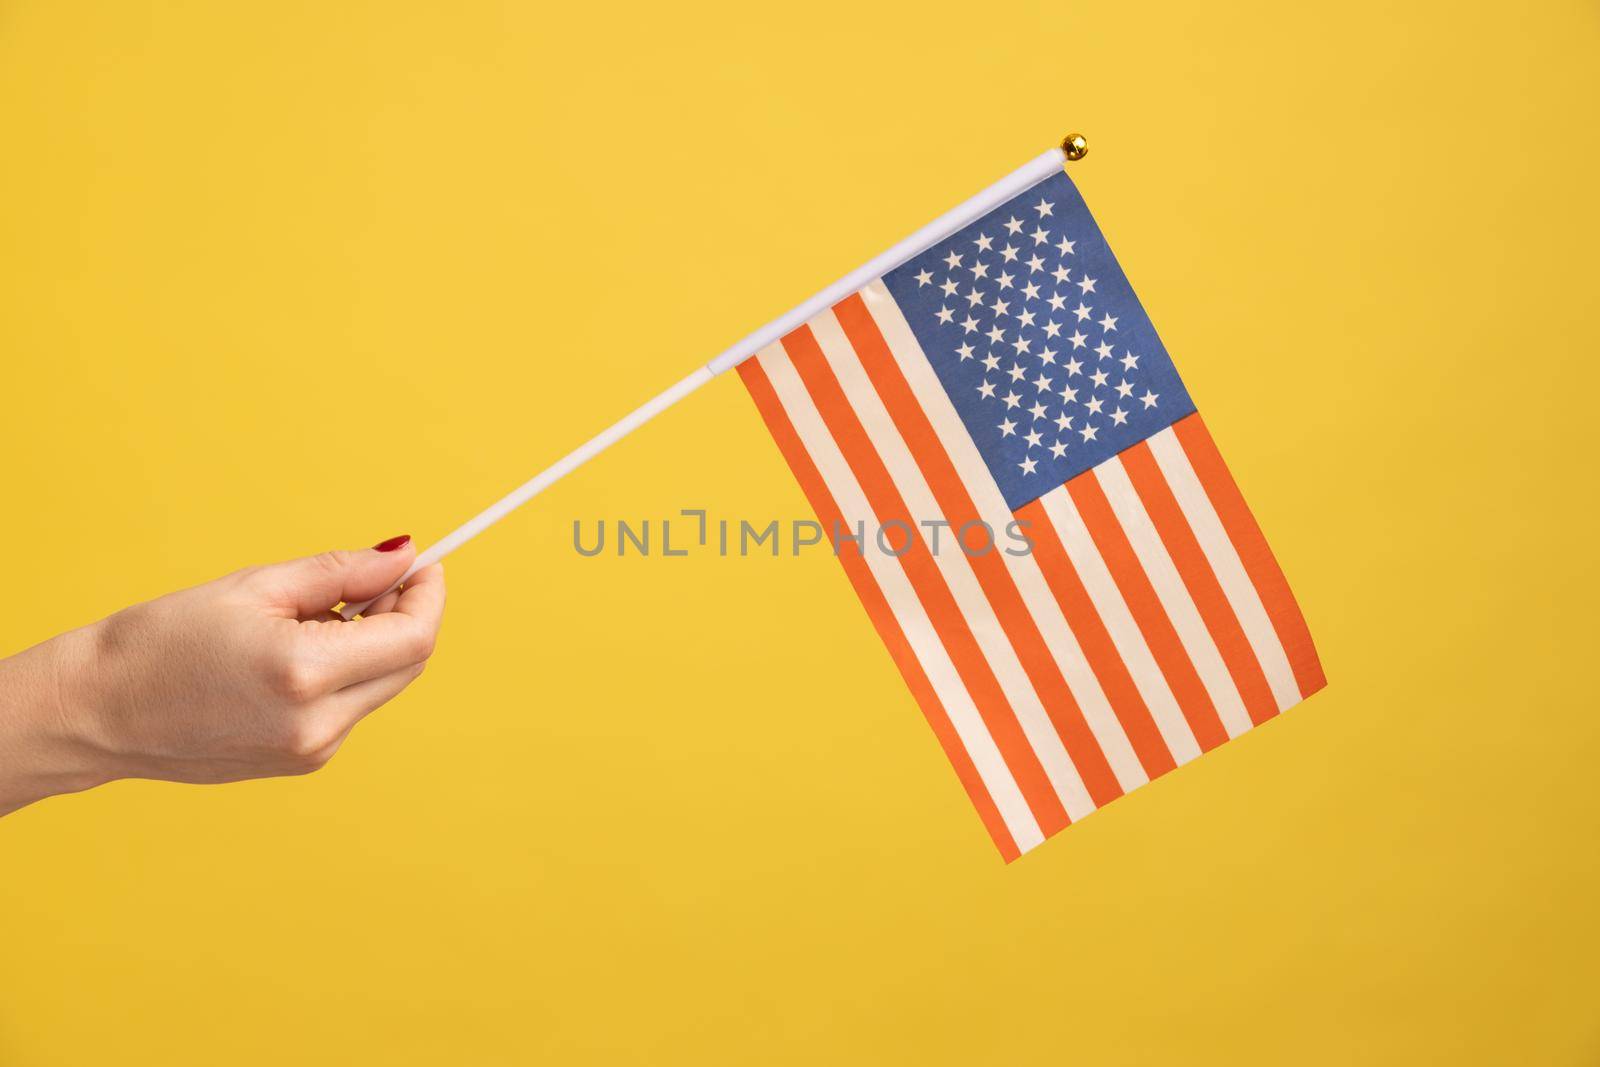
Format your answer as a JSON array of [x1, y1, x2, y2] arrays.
[[882, 170, 1195, 511]]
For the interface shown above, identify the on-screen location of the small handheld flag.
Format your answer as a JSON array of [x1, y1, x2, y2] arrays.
[[346, 135, 1326, 862], [739, 161, 1325, 859]]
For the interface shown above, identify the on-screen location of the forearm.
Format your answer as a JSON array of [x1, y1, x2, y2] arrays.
[[0, 625, 112, 816]]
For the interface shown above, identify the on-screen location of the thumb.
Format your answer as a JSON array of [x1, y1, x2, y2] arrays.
[[252, 535, 415, 618]]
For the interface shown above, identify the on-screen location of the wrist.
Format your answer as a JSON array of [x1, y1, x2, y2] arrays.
[[0, 622, 120, 815]]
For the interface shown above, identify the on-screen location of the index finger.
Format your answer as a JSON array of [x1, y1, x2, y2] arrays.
[[302, 565, 447, 689], [389, 563, 446, 627]]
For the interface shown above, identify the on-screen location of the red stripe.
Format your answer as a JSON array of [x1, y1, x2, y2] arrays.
[[739, 357, 1021, 860], [1016, 497, 1178, 777], [832, 294, 1123, 807], [1120, 442, 1279, 726], [1066, 473, 1232, 751], [780, 327, 1073, 836], [1172, 415, 1327, 699]]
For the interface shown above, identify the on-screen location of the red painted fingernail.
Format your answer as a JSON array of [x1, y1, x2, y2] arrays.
[[372, 534, 411, 552]]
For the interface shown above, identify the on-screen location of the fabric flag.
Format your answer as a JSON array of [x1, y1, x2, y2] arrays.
[[739, 169, 1326, 860]]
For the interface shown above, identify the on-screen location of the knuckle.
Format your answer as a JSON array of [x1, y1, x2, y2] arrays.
[[311, 550, 350, 580], [281, 748, 330, 775], [278, 718, 334, 763], [270, 654, 323, 703]]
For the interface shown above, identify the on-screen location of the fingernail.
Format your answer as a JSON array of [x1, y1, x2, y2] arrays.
[[372, 534, 411, 552]]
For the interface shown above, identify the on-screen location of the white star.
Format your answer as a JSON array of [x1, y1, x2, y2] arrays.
[[974, 233, 993, 251], [1079, 423, 1099, 442], [1115, 379, 1134, 398], [940, 278, 959, 297], [1044, 320, 1062, 338], [1140, 390, 1159, 409], [996, 271, 1015, 290], [1074, 303, 1093, 322], [1059, 384, 1079, 403], [1047, 293, 1067, 312], [944, 251, 962, 269], [1031, 226, 1050, 245], [1121, 351, 1140, 371], [1033, 373, 1053, 392], [1000, 243, 1020, 262], [1065, 357, 1084, 376], [1019, 456, 1038, 475], [1086, 395, 1105, 415], [1028, 401, 1048, 420], [1076, 275, 1098, 294], [935, 306, 954, 324], [956, 342, 975, 360], [1090, 369, 1109, 388], [1024, 429, 1042, 448], [1069, 330, 1088, 349], [1095, 341, 1114, 360], [1022, 281, 1041, 300], [960, 315, 979, 334], [1054, 411, 1073, 431], [1004, 216, 1024, 235], [1034, 198, 1054, 218], [971, 260, 990, 279], [1056, 236, 1075, 256], [1026, 254, 1046, 273], [1002, 391, 1022, 409], [915, 268, 933, 286], [1052, 265, 1071, 283], [1049, 439, 1069, 459], [1038, 346, 1058, 364], [1007, 362, 1026, 382], [998, 418, 1017, 436], [977, 380, 997, 399], [964, 287, 985, 307], [987, 325, 1005, 344], [1011, 335, 1032, 355], [1098, 314, 1118, 332], [991, 298, 1010, 317], [1017, 309, 1037, 328], [1110, 407, 1129, 426], [981, 352, 1001, 371]]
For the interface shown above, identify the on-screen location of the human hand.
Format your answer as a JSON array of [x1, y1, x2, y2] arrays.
[[0, 536, 445, 814]]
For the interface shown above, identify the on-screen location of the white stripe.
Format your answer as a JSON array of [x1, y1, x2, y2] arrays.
[[757, 344, 1046, 852], [1093, 458, 1255, 738], [1147, 429, 1300, 711], [1036, 486, 1203, 764], [806, 311, 1098, 818], [857, 284, 1149, 792]]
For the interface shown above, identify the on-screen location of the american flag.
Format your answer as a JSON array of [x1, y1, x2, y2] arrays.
[[740, 169, 1326, 860]]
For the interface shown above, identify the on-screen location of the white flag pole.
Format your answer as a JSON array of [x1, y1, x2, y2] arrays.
[[341, 143, 1071, 618]]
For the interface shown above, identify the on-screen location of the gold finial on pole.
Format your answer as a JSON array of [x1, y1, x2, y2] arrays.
[[1061, 132, 1088, 162]]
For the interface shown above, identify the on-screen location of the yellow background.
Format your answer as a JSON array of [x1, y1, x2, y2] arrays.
[[2, 1, 1597, 1062]]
